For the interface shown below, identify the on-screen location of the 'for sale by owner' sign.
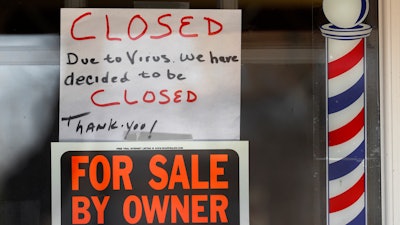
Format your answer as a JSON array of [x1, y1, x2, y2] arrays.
[[51, 141, 249, 225]]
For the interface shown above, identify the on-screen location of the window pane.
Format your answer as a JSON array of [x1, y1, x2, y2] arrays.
[[0, 0, 381, 225]]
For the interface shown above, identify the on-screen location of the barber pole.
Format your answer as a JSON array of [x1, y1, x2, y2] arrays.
[[321, 0, 371, 224]]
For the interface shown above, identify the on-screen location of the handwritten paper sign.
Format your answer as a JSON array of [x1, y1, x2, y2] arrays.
[[59, 8, 241, 141], [51, 141, 249, 225]]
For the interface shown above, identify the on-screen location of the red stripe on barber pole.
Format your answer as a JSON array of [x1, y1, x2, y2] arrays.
[[328, 108, 364, 146], [328, 39, 364, 79], [329, 174, 365, 213]]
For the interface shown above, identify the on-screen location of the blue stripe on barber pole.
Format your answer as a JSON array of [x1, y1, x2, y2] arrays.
[[356, 0, 369, 24], [348, 208, 366, 225], [329, 140, 365, 180], [328, 75, 364, 114]]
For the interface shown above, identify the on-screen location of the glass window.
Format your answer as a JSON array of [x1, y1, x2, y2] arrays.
[[0, 0, 381, 224]]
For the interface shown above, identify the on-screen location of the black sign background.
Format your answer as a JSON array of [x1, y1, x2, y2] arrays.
[[61, 150, 239, 225]]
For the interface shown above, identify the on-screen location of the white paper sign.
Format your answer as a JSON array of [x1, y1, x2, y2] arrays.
[[59, 8, 241, 141]]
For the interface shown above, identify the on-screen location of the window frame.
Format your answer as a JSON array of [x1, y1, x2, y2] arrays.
[[380, 0, 400, 224]]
